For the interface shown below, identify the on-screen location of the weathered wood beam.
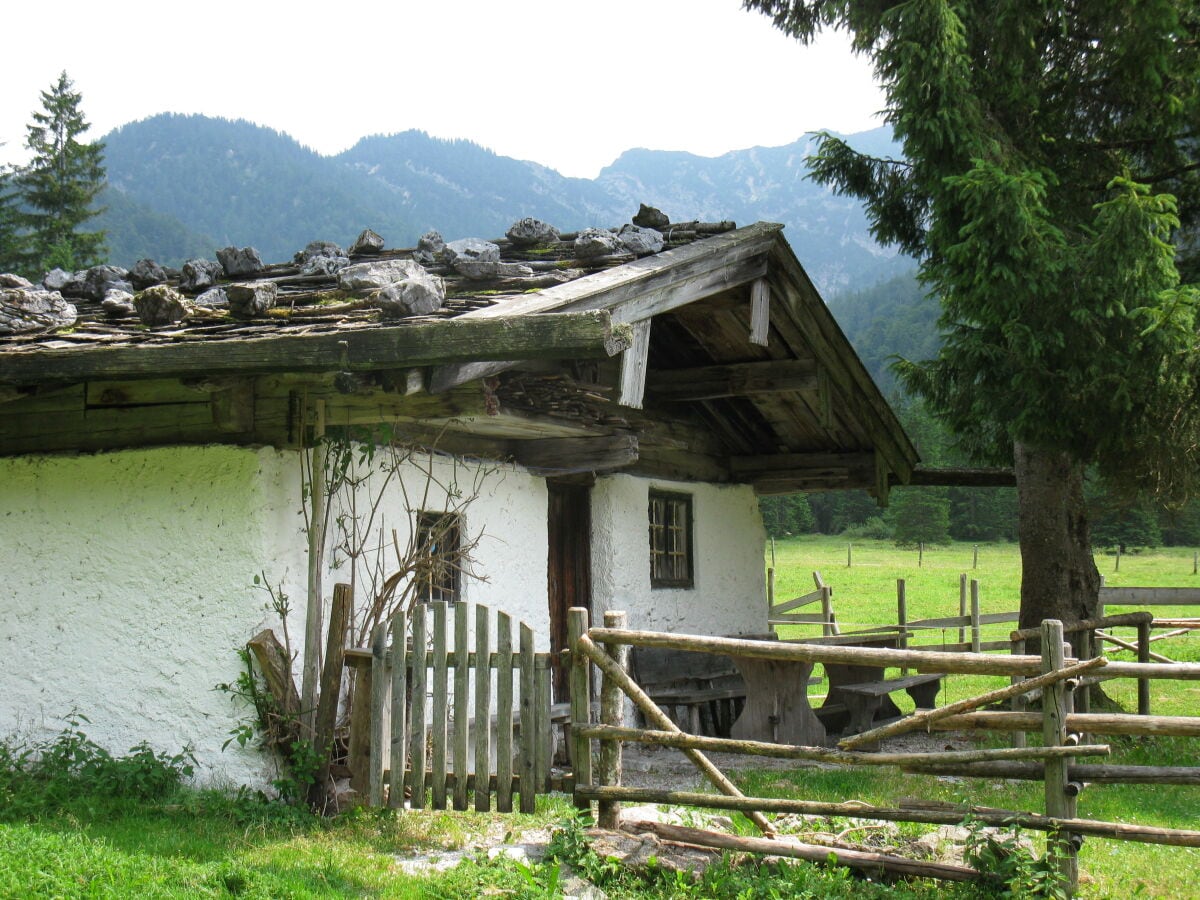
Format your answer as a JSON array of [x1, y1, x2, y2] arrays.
[[905, 465, 1016, 487], [647, 358, 818, 402], [749, 278, 770, 346], [618, 320, 651, 409], [0, 310, 631, 386], [428, 223, 781, 393], [514, 434, 638, 476], [730, 451, 875, 479]]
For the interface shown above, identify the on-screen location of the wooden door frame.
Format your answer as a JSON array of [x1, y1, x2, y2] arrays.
[[547, 476, 593, 702]]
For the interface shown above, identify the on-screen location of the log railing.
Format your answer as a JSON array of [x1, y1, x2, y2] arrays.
[[570, 609, 1200, 896]]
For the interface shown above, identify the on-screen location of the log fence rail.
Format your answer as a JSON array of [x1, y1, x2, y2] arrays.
[[571, 608, 1200, 896]]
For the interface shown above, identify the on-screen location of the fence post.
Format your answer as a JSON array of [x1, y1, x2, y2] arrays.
[[767, 567, 775, 609], [598, 611, 629, 829], [1011, 636, 1027, 749], [896, 579, 908, 675], [1137, 618, 1152, 716], [973, 544, 979, 570], [970, 579, 982, 653], [820, 585, 834, 637], [918, 541, 924, 568], [452, 602, 470, 811], [847, 542, 853, 568], [958, 574, 968, 646], [1041, 619, 1079, 895], [388, 610, 409, 810], [568, 607, 592, 810]]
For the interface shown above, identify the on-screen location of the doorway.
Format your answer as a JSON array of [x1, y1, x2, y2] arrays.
[[546, 479, 592, 702]]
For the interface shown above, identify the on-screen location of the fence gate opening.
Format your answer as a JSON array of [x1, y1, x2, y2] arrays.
[[348, 601, 555, 812]]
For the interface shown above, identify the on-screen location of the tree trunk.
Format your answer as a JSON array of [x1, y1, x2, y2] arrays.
[[1015, 443, 1100, 646]]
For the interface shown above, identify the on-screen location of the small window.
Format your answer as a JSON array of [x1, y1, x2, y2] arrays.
[[416, 511, 462, 603], [649, 491, 693, 588]]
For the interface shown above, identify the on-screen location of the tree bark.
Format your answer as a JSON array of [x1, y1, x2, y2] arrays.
[[1015, 443, 1101, 648]]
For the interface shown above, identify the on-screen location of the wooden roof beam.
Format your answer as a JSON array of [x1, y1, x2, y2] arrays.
[[647, 358, 819, 402], [514, 434, 639, 477], [0, 309, 631, 387]]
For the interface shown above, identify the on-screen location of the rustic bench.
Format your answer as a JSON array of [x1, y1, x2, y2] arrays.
[[630, 644, 749, 737], [837, 672, 944, 738]]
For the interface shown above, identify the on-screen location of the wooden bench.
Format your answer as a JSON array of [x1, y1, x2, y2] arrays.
[[838, 673, 944, 739], [629, 644, 748, 737]]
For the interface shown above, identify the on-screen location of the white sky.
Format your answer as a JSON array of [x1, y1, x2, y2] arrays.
[[0, 0, 884, 179]]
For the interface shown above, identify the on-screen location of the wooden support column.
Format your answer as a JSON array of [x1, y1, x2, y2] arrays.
[[598, 610, 629, 829], [618, 320, 651, 409]]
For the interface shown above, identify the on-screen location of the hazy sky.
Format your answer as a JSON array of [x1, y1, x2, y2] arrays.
[[0, 0, 885, 179]]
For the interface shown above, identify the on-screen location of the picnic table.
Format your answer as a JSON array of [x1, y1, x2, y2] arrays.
[[729, 631, 943, 748]]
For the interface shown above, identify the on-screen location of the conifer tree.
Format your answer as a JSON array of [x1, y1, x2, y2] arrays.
[[746, 1, 1200, 632], [18, 71, 106, 274], [0, 166, 23, 275]]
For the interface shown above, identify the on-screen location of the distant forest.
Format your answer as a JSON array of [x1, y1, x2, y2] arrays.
[[761, 274, 1200, 550]]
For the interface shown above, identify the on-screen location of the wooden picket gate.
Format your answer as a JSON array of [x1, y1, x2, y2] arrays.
[[358, 601, 555, 812]]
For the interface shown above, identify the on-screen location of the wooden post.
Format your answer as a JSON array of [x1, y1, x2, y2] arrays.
[[820, 586, 834, 637], [534, 658, 552, 790], [970, 579, 982, 653], [767, 567, 775, 611], [1137, 618, 1152, 716], [847, 542, 853, 568], [1193, 550, 1197, 576], [368, 622, 389, 808], [1042, 619, 1078, 895], [598, 611, 629, 829], [958, 574, 968, 646], [918, 541, 924, 568], [1115, 547, 1121, 572], [897, 579, 909, 675], [388, 609, 409, 810], [301, 399, 327, 739], [474, 604, 492, 812], [770, 537, 776, 568], [452, 602, 470, 811], [973, 544, 979, 570], [310, 582, 350, 810], [1011, 637, 1027, 749], [568, 607, 593, 810]]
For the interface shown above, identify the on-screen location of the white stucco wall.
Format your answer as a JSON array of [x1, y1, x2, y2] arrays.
[[0, 445, 766, 788], [0, 447, 279, 788], [591, 474, 767, 637]]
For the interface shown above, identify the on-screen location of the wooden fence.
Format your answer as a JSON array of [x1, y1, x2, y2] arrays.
[[569, 608, 1200, 895], [346, 601, 555, 812]]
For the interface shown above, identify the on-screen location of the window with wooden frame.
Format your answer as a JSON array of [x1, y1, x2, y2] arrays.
[[415, 511, 462, 603], [648, 491, 694, 589]]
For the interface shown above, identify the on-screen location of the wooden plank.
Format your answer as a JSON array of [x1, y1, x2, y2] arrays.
[[1100, 587, 1200, 606], [474, 604, 492, 812], [369, 623, 389, 808], [647, 358, 818, 402], [0, 310, 632, 386], [1042, 620, 1077, 894], [618, 320, 651, 408], [749, 278, 770, 346], [519, 623, 537, 813], [452, 601, 470, 811], [388, 610, 409, 809], [495, 611, 515, 812], [731, 450, 875, 480], [534, 656, 552, 791], [409, 604, 428, 809], [430, 601, 449, 809], [514, 434, 638, 476], [770, 589, 823, 615], [311, 583, 351, 810]]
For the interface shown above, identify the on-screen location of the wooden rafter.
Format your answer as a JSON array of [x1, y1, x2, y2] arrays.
[[647, 358, 818, 401]]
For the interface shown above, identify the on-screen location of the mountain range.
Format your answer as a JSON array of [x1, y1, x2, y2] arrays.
[[96, 113, 913, 296]]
